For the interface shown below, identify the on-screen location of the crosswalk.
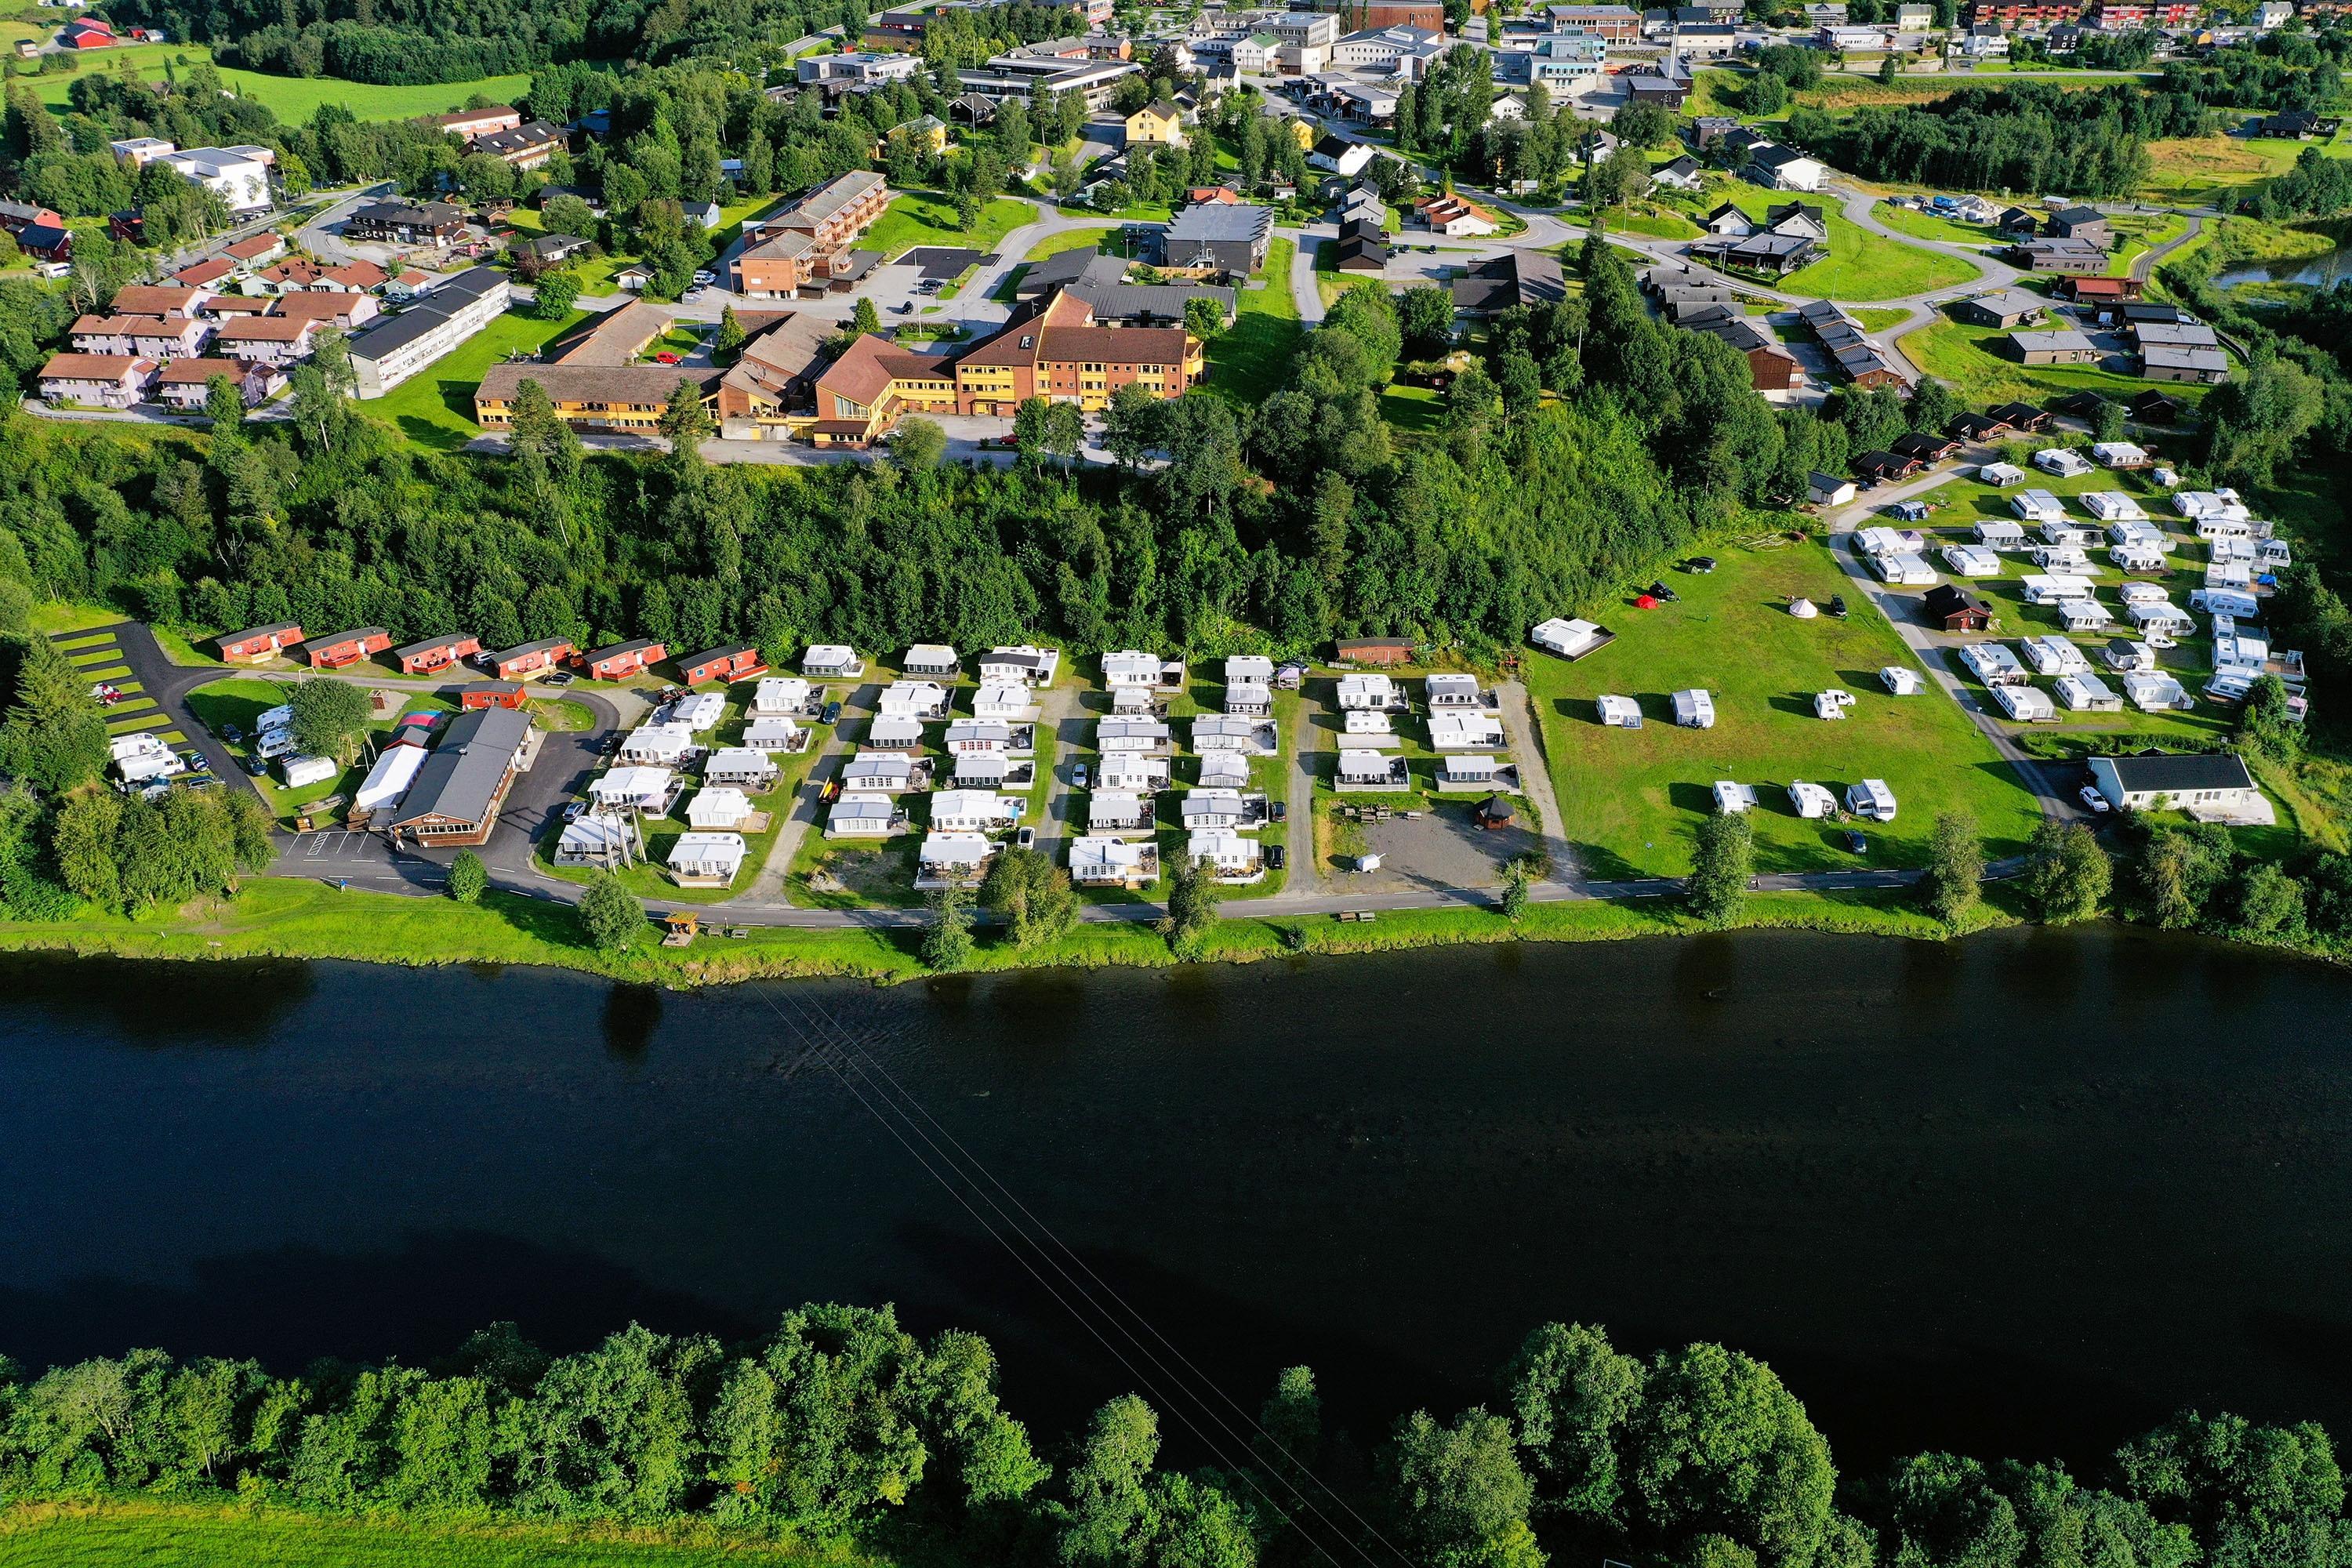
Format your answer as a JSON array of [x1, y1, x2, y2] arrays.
[[53, 626, 187, 747]]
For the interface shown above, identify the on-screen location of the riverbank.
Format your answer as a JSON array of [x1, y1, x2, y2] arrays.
[[0, 875, 2017, 985], [0, 1497, 866, 1567]]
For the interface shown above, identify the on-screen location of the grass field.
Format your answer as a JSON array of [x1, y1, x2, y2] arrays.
[[861, 193, 1036, 262], [1871, 202, 2001, 248], [1204, 237, 1301, 405], [1523, 539, 2045, 880], [16, 45, 529, 122], [1719, 191, 1980, 300], [1379, 383, 1445, 434], [0, 1500, 865, 1566], [366, 305, 588, 448], [1851, 307, 1912, 332], [2136, 132, 2352, 206], [1022, 225, 1116, 262], [1900, 313, 2212, 411], [186, 677, 456, 825]]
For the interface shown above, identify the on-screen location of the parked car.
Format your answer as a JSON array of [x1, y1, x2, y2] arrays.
[[653, 351, 682, 365], [1828, 594, 1849, 619], [564, 800, 586, 822], [1843, 829, 1867, 855], [1073, 761, 1090, 789], [1646, 580, 1679, 603], [176, 771, 219, 791], [2079, 785, 2111, 813], [1266, 844, 1287, 870], [1270, 800, 1287, 823], [692, 270, 716, 285], [1685, 556, 1718, 573], [821, 699, 842, 724], [238, 752, 266, 776], [1017, 826, 1036, 849], [543, 670, 574, 686]]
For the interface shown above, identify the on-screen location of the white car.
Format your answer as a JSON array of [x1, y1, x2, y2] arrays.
[[692, 270, 717, 285], [2078, 785, 2111, 814]]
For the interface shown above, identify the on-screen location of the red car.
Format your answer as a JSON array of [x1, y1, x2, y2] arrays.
[[653, 351, 682, 365]]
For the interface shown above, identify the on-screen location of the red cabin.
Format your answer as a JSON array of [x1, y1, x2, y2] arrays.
[[303, 626, 393, 669], [678, 644, 766, 685], [216, 621, 303, 663], [489, 638, 574, 680], [1334, 637, 1414, 667], [393, 632, 481, 675], [462, 681, 528, 710], [578, 638, 667, 681]]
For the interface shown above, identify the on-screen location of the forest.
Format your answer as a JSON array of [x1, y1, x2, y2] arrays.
[[3, 1308, 2348, 1568], [1791, 82, 2208, 199]]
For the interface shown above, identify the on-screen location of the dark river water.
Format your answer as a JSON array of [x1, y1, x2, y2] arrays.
[[5, 928, 2350, 1475], [2219, 245, 2352, 289]]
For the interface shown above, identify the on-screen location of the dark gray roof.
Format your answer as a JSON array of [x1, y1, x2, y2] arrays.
[[1069, 281, 1237, 321], [393, 632, 475, 659], [347, 267, 506, 365], [1166, 203, 1275, 243], [390, 706, 528, 829], [2100, 752, 2255, 794]]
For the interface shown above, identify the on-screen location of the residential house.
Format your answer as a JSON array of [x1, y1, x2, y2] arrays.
[[36, 354, 156, 408], [346, 200, 468, 245], [576, 638, 666, 681], [393, 633, 481, 675], [490, 637, 573, 680], [216, 622, 304, 662], [349, 267, 510, 398], [302, 627, 391, 668], [2089, 752, 2267, 819], [981, 645, 1062, 685]]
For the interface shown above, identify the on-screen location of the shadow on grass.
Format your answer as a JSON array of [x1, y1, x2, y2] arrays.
[[1204, 308, 1305, 405]]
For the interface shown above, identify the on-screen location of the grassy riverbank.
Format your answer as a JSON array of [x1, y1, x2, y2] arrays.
[[0, 872, 2016, 987], [0, 1497, 867, 1567]]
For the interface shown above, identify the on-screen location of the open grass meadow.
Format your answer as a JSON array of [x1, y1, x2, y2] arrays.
[[1717, 190, 1980, 301], [860, 193, 1036, 261], [2136, 131, 2352, 207], [0, 1499, 866, 1568], [1898, 313, 2211, 411], [17, 44, 529, 122], [1523, 539, 2045, 880], [365, 305, 589, 448], [1204, 237, 1301, 405], [1870, 201, 2002, 248]]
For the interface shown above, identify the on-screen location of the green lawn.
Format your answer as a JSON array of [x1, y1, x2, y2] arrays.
[[1204, 238, 1301, 406], [366, 305, 588, 449], [1900, 313, 2212, 411], [187, 677, 457, 826], [1871, 202, 2001, 248], [0, 1499, 857, 1566], [860, 193, 1036, 261], [1718, 191, 1981, 301], [30, 601, 125, 635], [1523, 539, 2045, 880], [1378, 383, 1445, 434], [18, 45, 529, 122], [1851, 307, 1912, 332], [1023, 225, 1117, 262]]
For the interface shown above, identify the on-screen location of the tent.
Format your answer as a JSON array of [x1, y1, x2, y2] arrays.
[[1788, 597, 1819, 619]]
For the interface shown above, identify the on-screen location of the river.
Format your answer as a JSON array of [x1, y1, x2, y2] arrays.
[[2217, 245, 2352, 289], [3, 927, 2350, 1474]]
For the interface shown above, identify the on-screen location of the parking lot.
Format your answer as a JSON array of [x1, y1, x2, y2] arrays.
[[1323, 798, 1545, 895]]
